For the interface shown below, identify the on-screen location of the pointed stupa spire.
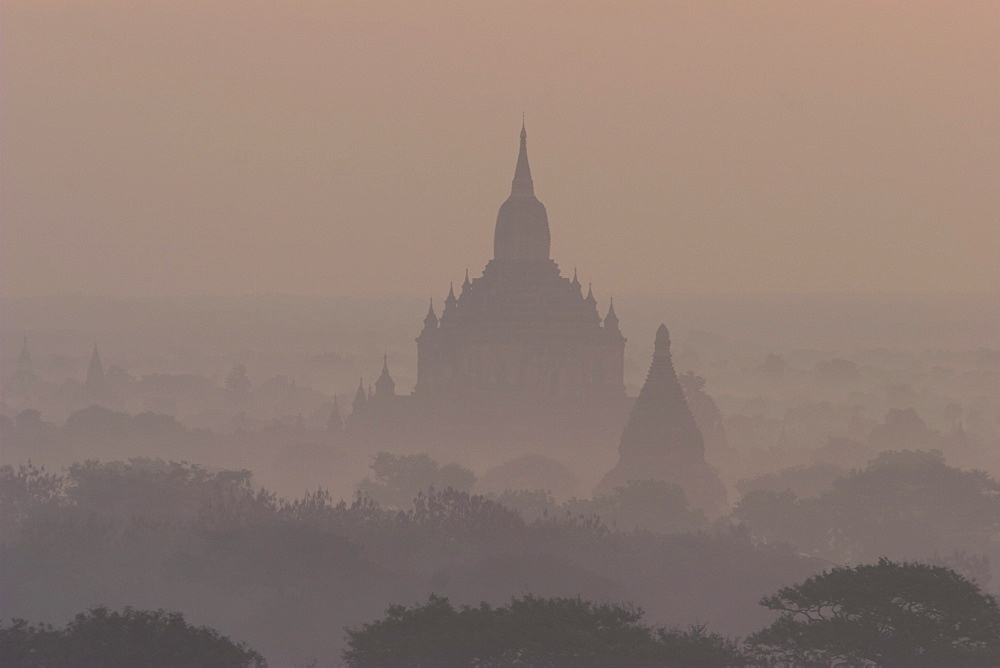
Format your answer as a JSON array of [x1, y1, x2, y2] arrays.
[[328, 395, 343, 432], [17, 336, 32, 374], [595, 322, 726, 515], [511, 118, 534, 197], [375, 354, 396, 397], [13, 335, 37, 390], [654, 323, 671, 355], [619, 323, 703, 461], [585, 283, 596, 304], [423, 298, 438, 329], [571, 268, 581, 291], [493, 121, 550, 262], [604, 297, 620, 331], [353, 377, 367, 411], [462, 268, 471, 291], [445, 281, 458, 310], [85, 343, 106, 388]]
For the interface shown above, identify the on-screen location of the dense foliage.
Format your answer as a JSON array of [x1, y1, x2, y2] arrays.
[[0, 606, 265, 667], [343, 594, 743, 667], [734, 450, 1000, 573], [0, 459, 811, 664], [748, 558, 1000, 666]]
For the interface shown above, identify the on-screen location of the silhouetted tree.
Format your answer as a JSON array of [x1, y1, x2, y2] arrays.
[[734, 450, 1000, 563], [225, 364, 252, 403], [736, 463, 845, 498], [758, 352, 786, 379], [0, 606, 265, 667], [493, 488, 557, 521], [358, 452, 475, 509], [748, 558, 1000, 666], [564, 480, 706, 534], [476, 454, 578, 499], [343, 594, 743, 667], [0, 462, 66, 538], [66, 458, 256, 524]]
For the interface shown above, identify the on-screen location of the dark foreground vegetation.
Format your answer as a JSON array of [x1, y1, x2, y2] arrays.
[[0, 606, 265, 668], [344, 595, 742, 666], [7, 559, 999, 667], [3, 451, 1000, 665]]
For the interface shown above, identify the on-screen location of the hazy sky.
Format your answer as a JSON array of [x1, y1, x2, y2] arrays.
[[2, 1, 998, 299]]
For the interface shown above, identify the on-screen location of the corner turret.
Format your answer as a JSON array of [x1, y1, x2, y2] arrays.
[[375, 355, 396, 398], [353, 377, 367, 413], [422, 299, 438, 331], [604, 297, 620, 333]]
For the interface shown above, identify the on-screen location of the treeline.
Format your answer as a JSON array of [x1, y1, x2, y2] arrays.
[[1, 458, 804, 664], [7, 559, 1000, 666], [3, 449, 1000, 664]]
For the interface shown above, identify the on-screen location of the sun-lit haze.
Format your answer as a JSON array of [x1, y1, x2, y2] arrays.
[[2, 0, 998, 299]]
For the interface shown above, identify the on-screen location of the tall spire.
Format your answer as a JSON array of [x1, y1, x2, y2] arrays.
[[85, 344, 106, 389], [328, 395, 343, 432], [511, 119, 534, 197], [16, 336, 32, 375], [462, 268, 471, 291], [13, 335, 37, 391], [445, 282, 458, 310], [493, 122, 550, 262]]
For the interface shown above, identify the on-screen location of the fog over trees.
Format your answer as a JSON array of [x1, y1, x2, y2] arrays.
[[2, 293, 998, 665]]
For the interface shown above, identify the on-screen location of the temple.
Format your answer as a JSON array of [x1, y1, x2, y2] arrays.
[[596, 324, 727, 514], [414, 123, 625, 405], [346, 124, 629, 474]]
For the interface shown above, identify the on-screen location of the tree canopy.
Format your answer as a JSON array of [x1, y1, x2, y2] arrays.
[[733, 450, 1000, 566], [357, 452, 476, 509], [343, 594, 742, 667], [748, 558, 1000, 666], [0, 606, 265, 667]]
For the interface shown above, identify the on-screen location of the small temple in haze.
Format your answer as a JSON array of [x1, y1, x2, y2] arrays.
[[597, 324, 727, 514]]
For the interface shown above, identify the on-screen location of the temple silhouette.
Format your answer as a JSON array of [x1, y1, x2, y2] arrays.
[[347, 124, 724, 507], [597, 324, 727, 513], [351, 123, 624, 421], [414, 123, 626, 404]]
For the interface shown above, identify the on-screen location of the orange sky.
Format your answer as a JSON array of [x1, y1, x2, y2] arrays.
[[2, 1, 998, 299]]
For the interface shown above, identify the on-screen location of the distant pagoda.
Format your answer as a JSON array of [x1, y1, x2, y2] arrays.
[[84, 343, 110, 403], [596, 324, 727, 515]]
